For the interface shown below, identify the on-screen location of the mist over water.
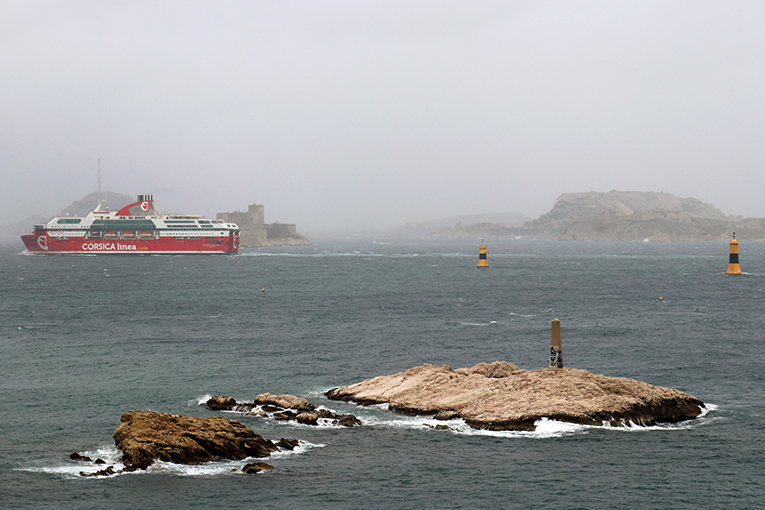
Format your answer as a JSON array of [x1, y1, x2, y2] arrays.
[[1, 238, 763, 509]]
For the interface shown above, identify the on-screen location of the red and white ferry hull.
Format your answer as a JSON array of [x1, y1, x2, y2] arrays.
[[21, 232, 240, 254]]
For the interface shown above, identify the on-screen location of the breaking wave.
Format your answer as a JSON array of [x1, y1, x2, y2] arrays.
[[17, 440, 325, 479]]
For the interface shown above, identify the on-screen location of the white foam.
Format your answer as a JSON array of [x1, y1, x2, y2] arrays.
[[17, 439, 325, 479], [333, 402, 719, 438], [19, 445, 126, 478], [271, 440, 326, 458], [358, 414, 588, 438], [193, 394, 215, 406], [458, 320, 498, 327]]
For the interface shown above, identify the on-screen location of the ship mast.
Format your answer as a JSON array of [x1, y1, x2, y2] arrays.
[[97, 158, 101, 193]]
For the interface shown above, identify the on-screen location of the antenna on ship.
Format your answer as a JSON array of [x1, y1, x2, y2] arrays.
[[97, 158, 102, 193]]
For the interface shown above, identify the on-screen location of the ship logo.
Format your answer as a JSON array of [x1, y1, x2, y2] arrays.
[[140, 201, 150, 212], [37, 235, 49, 251]]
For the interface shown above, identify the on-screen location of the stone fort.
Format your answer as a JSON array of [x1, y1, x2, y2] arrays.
[[217, 203, 310, 247]]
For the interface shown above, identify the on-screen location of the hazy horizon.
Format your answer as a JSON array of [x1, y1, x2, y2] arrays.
[[3, 2, 765, 232]]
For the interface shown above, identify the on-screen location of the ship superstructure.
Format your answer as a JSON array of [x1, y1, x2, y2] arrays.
[[21, 195, 240, 254]]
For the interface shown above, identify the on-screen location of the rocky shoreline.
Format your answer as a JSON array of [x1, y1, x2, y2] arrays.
[[326, 362, 705, 431]]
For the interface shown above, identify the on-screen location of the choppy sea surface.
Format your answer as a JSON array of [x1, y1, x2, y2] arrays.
[[1, 237, 763, 509]]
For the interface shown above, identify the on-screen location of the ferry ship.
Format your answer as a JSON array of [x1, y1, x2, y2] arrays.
[[21, 195, 240, 254]]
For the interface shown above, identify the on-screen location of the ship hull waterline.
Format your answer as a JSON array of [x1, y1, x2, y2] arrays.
[[21, 233, 240, 255]]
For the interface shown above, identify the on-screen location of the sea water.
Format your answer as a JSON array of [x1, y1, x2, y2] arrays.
[[1, 237, 763, 509]]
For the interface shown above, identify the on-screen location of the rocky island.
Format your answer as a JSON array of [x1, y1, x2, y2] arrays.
[[396, 190, 765, 241], [520, 191, 765, 241], [326, 362, 704, 431]]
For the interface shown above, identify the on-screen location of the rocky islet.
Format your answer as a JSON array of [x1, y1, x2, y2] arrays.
[[326, 362, 705, 431], [75, 367, 704, 476]]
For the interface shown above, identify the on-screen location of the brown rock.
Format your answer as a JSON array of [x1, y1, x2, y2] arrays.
[[242, 462, 274, 473], [273, 410, 297, 421], [69, 452, 92, 462], [332, 414, 362, 427], [434, 410, 460, 420], [206, 395, 237, 411], [254, 393, 315, 412], [326, 362, 705, 431], [296, 412, 319, 425], [316, 409, 335, 419], [113, 411, 278, 470]]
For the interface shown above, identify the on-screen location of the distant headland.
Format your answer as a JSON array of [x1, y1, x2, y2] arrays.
[[389, 191, 765, 241]]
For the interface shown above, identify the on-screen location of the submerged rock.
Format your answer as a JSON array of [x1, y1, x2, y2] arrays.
[[80, 465, 115, 477], [242, 462, 274, 473], [69, 452, 92, 462], [325, 362, 705, 431], [425, 424, 452, 431], [275, 438, 300, 450], [207, 393, 361, 427], [113, 411, 278, 470]]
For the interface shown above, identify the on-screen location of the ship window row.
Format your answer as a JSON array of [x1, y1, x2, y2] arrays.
[[164, 225, 211, 228], [162, 229, 225, 233], [49, 228, 228, 233]]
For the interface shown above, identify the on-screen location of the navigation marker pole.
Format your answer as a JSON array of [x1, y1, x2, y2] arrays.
[[477, 239, 489, 268], [727, 233, 742, 275], [549, 318, 563, 368]]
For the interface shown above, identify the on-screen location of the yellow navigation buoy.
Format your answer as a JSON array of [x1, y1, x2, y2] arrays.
[[549, 318, 563, 369], [262, 288, 266, 292], [727, 233, 742, 275], [477, 240, 489, 268]]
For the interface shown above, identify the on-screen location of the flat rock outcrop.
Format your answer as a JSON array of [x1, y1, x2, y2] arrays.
[[113, 411, 279, 470], [326, 362, 704, 431]]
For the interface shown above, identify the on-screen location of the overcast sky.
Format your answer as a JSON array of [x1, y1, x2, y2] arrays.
[[2, 1, 764, 232]]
